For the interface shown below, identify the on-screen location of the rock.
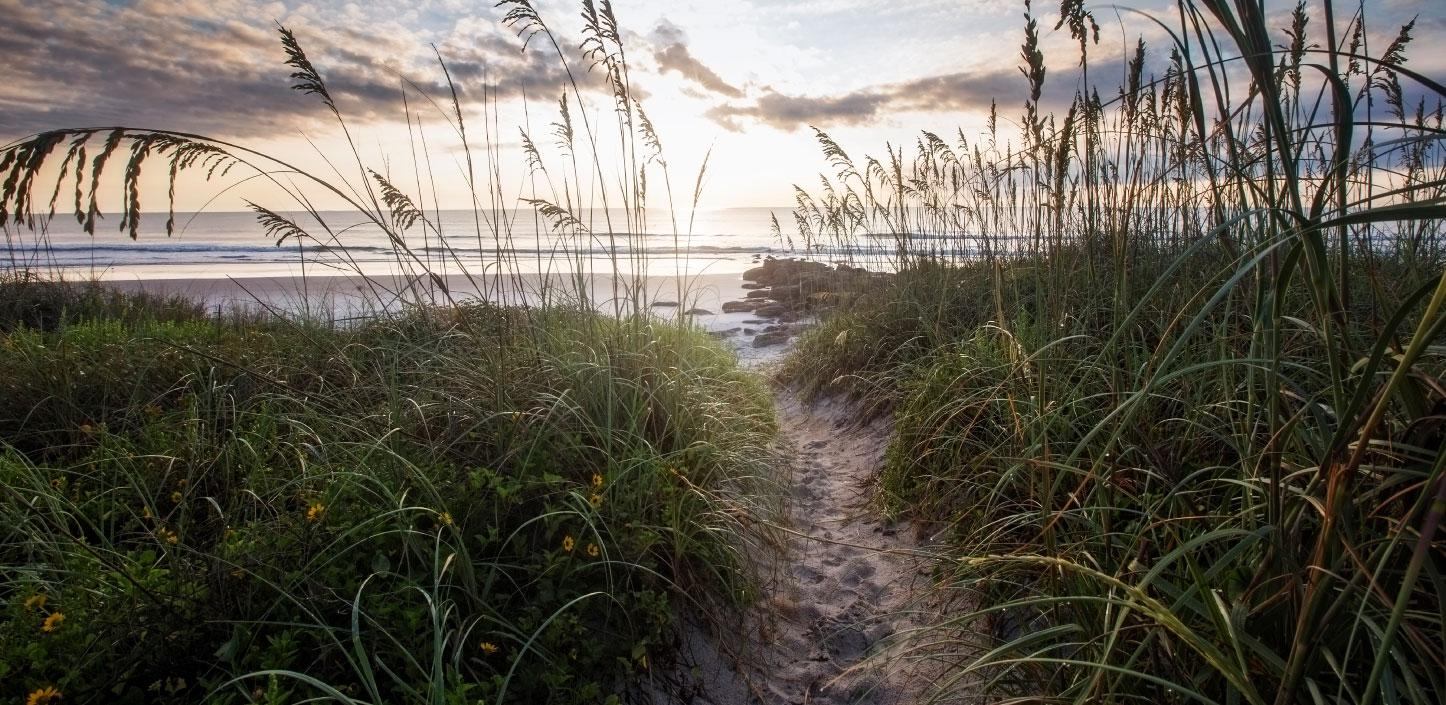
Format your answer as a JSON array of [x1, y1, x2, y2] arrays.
[[684, 308, 714, 316], [806, 291, 838, 308], [708, 327, 741, 339], [745, 289, 772, 299], [753, 302, 786, 317], [743, 328, 757, 335], [778, 311, 803, 323], [753, 330, 790, 347], [770, 284, 804, 302], [721, 300, 759, 313], [741, 282, 766, 290], [743, 319, 769, 324], [650, 300, 679, 308]]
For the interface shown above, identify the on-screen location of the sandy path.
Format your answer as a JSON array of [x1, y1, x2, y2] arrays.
[[744, 390, 935, 705], [655, 339, 946, 704], [658, 388, 941, 704]]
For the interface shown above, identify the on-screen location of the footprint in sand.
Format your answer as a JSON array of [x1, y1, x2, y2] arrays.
[[841, 559, 878, 587], [794, 564, 825, 585], [688, 391, 939, 705], [819, 602, 874, 660]]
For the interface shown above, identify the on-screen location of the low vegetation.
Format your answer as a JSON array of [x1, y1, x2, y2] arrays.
[[784, 1, 1446, 703], [0, 2, 782, 702], [0, 277, 778, 703]]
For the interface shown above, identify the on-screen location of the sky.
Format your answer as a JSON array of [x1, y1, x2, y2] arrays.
[[2, 0, 1442, 212]]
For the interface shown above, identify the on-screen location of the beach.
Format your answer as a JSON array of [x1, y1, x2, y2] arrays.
[[99, 268, 806, 364]]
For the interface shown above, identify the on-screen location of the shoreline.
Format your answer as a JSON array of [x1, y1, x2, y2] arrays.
[[98, 269, 805, 365], [102, 271, 749, 317], [89, 256, 884, 365], [19, 254, 886, 366]]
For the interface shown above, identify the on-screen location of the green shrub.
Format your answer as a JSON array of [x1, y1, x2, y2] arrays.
[[1, 291, 779, 704], [779, 1, 1446, 700]]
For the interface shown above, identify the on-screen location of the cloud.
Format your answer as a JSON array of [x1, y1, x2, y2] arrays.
[[0, 0, 579, 141], [706, 65, 1079, 131], [707, 89, 883, 131], [648, 20, 743, 99]]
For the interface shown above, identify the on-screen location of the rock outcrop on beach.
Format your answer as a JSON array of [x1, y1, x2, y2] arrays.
[[722, 257, 882, 351], [752, 330, 790, 347]]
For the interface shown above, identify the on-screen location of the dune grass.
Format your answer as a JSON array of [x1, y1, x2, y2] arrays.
[[0, 276, 779, 704], [0, 2, 783, 703], [783, 2, 1445, 703]]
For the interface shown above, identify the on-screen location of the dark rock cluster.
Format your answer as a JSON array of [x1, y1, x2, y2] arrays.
[[717, 257, 881, 348]]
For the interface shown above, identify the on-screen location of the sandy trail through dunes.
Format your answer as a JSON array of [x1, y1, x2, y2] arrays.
[[746, 391, 937, 704], [660, 341, 949, 704]]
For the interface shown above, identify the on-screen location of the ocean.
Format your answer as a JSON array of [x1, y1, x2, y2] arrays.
[[2, 207, 801, 281]]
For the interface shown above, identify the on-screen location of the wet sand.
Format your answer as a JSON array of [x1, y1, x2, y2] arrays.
[[99, 269, 797, 363]]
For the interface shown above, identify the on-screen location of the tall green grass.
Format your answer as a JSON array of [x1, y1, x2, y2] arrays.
[[784, 2, 1445, 703], [0, 290, 778, 703], [0, 2, 779, 703]]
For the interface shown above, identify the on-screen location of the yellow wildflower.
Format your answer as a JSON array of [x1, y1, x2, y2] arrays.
[[562, 535, 575, 552], [170, 491, 183, 504], [306, 501, 327, 522], [41, 611, 65, 633], [50, 477, 65, 490], [155, 527, 178, 545], [438, 511, 453, 526], [591, 473, 604, 488], [79, 423, 93, 435], [23, 594, 47, 610], [588, 493, 603, 509], [586, 542, 599, 558], [26, 686, 62, 705], [480, 641, 499, 655], [141, 504, 153, 520]]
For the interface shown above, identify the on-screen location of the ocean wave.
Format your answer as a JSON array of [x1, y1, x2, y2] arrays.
[[4, 240, 990, 267]]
